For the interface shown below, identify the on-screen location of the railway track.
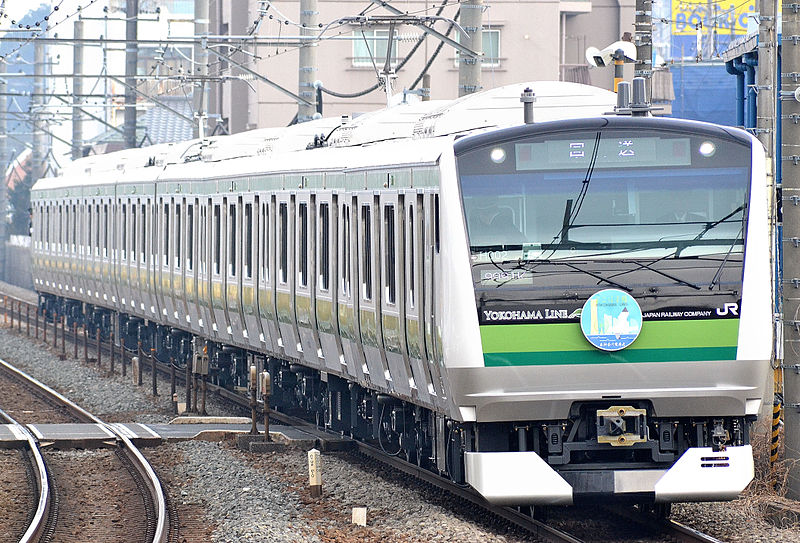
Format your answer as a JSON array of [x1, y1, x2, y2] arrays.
[[0, 292, 725, 543], [0, 356, 170, 543]]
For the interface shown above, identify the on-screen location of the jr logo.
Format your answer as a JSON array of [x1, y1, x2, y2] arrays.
[[716, 303, 739, 317]]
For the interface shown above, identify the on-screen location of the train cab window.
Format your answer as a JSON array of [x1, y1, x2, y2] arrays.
[[244, 202, 253, 279], [213, 204, 221, 275], [341, 204, 351, 297], [260, 203, 269, 281], [361, 205, 372, 301], [229, 203, 237, 277], [187, 203, 194, 272], [384, 205, 396, 305], [298, 202, 308, 287], [175, 204, 182, 269], [319, 203, 329, 291], [408, 205, 415, 309], [279, 202, 288, 284], [132, 203, 138, 263], [121, 204, 127, 260]]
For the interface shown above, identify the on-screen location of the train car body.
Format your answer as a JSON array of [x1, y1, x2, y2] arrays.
[[30, 81, 772, 508]]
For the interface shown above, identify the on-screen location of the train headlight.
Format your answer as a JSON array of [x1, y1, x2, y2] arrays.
[[698, 141, 716, 157], [490, 147, 506, 164]]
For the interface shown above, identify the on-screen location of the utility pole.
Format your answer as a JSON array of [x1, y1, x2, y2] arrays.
[[32, 40, 46, 181], [634, 0, 652, 99], [124, 0, 138, 149], [782, 0, 800, 499], [193, 0, 209, 138], [72, 19, 84, 160], [298, 0, 318, 122], [458, 0, 482, 97]]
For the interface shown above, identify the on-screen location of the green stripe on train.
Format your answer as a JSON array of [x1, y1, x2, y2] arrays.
[[480, 319, 739, 366]]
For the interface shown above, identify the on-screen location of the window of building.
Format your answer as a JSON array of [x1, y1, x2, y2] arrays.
[[454, 28, 501, 67], [352, 29, 399, 67]]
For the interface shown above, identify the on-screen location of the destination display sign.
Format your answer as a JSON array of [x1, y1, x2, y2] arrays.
[[515, 137, 691, 171]]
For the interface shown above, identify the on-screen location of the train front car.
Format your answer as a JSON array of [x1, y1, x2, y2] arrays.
[[444, 116, 771, 506]]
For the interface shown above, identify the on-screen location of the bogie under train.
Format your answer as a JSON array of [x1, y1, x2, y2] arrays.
[[30, 81, 772, 508]]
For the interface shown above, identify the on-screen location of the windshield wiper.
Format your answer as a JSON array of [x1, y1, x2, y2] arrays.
[[708, 226, 744, 290], [693, 204, 746, 241]]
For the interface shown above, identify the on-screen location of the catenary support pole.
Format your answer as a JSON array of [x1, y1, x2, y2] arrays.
[[782, 0, 800, 499], [72, 20, 84, 159], [32, 40, 46, 180], [124, 0, 138, 148], [192, 0, 208, 137], [634, 0, 652, 99], [457, 0, 482, 97], [298, 0, 318, 122]]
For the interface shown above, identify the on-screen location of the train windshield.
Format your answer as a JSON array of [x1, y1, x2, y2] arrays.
[[457, 128, 751, 262]]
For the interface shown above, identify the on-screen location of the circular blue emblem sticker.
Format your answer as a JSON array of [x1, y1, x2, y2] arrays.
[[580, 289, 643, 351]]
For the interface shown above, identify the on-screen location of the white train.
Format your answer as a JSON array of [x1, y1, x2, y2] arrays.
[[30, 81, 772, 510]]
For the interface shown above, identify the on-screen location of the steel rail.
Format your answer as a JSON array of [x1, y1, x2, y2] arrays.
[[0, 406, 51, 543], [605, 504, 726, 543], [0, 356, 169, 543]]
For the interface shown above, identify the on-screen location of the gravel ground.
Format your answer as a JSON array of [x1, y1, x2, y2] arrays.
[[2, 298, 800, 542]]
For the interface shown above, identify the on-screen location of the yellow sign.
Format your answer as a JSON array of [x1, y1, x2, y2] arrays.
[[671, 0, 756, 36]]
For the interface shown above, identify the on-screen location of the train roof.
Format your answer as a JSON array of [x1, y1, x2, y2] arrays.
[[32, 81, 617, 192]]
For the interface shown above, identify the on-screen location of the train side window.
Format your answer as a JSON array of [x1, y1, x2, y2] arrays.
[[434, 194, 440, 253], [319, 202, 329, 291], [95, 204, 101, 256], [260, 202, 269, 281], [384, 204, 396, 305], [72, 204, 77, 252], [162, 203, 169, 267], [213, 204, 221, 275], [141, 202, 147, 263], [175, 203, 182, 269], [200, 203, 208, 275], [408, 205, 415, 309], [361, 204, 372, 300], [121, 204, 127, 260], [103, 204, 109, 258], [132, 203, 138, 263], [279, 202, 288, 284], [229, 203, 237, 277], [244, 202, 253, 279], [87, 203, 93, 254], [298, 202, 308, 287], [44, 206, 49, 250], [187, 203, 195, 271], [340, 204, 350, 296]]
